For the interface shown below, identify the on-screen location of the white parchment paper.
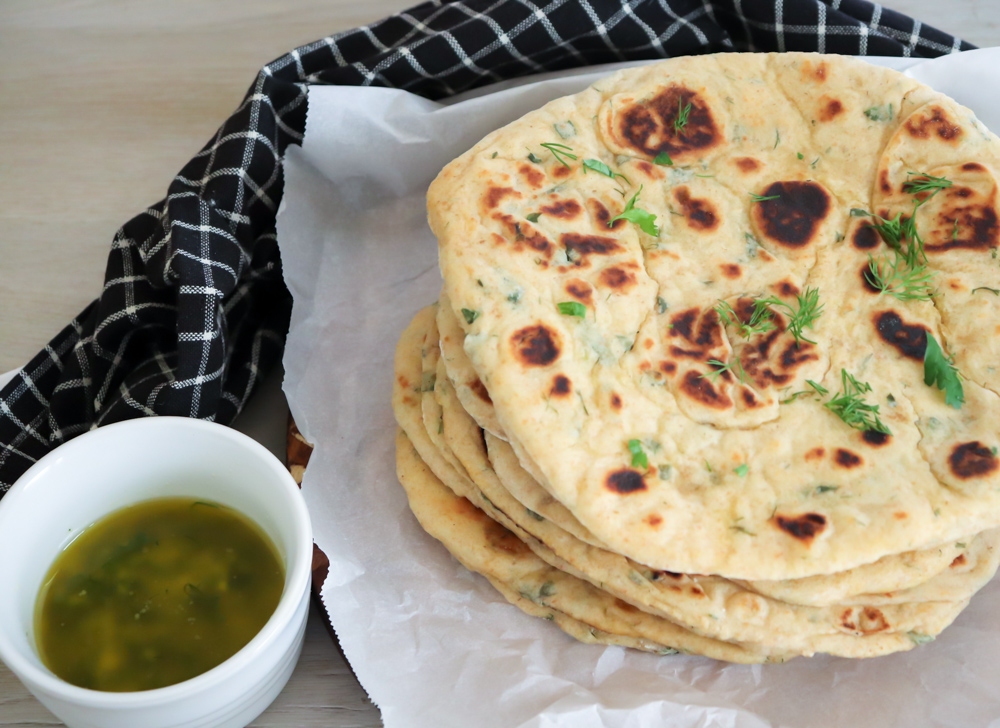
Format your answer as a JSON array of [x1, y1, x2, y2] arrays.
[[276, 49, 1000, 728]]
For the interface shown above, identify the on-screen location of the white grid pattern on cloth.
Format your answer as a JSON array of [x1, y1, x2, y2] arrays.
[[0, 0, 975, 492]]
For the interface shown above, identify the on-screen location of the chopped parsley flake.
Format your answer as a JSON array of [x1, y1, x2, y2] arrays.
[[608, 184, 659, 236], [557, 301, 587, 318], [653, 151, 673, 166], [461, 309, 480, 325], [923, 334, 964, 409], [734, 464, 749, 477], [627, 439, 648, 469]]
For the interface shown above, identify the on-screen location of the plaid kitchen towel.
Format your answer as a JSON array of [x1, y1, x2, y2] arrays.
[[0, 0, 974, 492]]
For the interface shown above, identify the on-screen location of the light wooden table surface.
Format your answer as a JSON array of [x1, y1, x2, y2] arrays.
[[1, 1, 997, 726]]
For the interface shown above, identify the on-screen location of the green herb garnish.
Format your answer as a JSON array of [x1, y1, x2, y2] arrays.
[[866, 252, 935, 302], [902, 172, 953, 199], [797, 152, 804, 160], [824, 369, 891, 434], [972, 287, 1000, 296], [627, 439, 648, 469], [734, 464, 749, 477], [526, 212, 541, 223], [923, 334, 964, 409], [540, 142, 577, 167], [715, 299, 777, 339], [527, 152, 543, 164], [755, 287, 824, 347], [653, 151, 673, 166], [608, 184, 659, 236], [582, 158, 629, 185], [673, 99, 692, 134], [701, 357, 746, 384], [557, 301, 587, 318], [750, 193, 780, 203], [461, 308, 480, 325]]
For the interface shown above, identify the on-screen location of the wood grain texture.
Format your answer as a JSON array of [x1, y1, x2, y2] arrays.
[[0, 0, 996, 726]]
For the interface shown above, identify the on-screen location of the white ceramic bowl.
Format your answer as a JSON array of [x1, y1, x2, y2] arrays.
[[0, 417, 313, 728]]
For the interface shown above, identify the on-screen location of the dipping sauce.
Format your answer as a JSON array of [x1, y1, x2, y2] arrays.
[[34, 497, 284, 692]]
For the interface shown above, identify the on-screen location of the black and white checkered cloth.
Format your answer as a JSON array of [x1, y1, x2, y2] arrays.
[[0, 0, 973, 493]]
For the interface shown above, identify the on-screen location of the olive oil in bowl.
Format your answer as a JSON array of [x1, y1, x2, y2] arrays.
[[34, 497, 285, 692]]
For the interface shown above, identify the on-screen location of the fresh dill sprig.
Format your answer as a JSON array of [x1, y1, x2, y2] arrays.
[[866, 253, 935, 302], [749, 193, 780, 203], [673, 99, 692, 134], [701, 357, 746, 384], [539, 142, 577, 167], [755, 287, 824, 347], [781, 379, 829, 403], [823, 369, 891, 434], [902, 172, 953, 201], [714, 299, 776, 339]]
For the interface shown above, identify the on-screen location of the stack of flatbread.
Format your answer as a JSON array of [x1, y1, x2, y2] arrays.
[[392, 52, 1000, 662]]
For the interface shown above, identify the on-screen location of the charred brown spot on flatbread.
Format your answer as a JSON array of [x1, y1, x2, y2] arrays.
[[518, 164, 546, 188], [741, 389, 761, 408], [863, 430, 891, 447], [852, 225, 879, 250], [805, 447, 825, 461], [775, 279, 800, 296], [964, 163, 986, 172], [879, 169, 892, 194], [616, 86, 721, 159], [541, 198, 583, 219], [599, 265, 637, 290], [586, 198, 626, 230], [949, 441, 1000, 479], [673, 186, 719, 231], [492, 213, 553, 256], [774, 513, 827, 542], [550, 375, 571, 397], [951, 553, 968, 568], [818, 98, 844, 122], [565, 279, 593, 303], [680, 370, 732, 409], [660, 360, 677, 375], [605, 469, 647, 494], [904, 105, 962, 142], [721, 263, 742, 279], [610, 393, 623, 410], [927, 189, 999, 252], [634, 161, 663, 179], [562, 232, 622, 265], [552, 164, 572, 179], [469, 378, 492, 404], [839, 607, 889, 634], [735, 157, 761, 173], [645, 514, 663, 527], [874, 311, 928, 360], [511, 325, 561, 367], [752, 181, 831, 248], [834, 448, 862, 468], [483, 520, 531, 555], [741, 333, 818, 390], [669, 309, 699, 340], [484, 186, 520, 210]]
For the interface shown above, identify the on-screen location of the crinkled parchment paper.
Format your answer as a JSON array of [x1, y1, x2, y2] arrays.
[[276, 49, 1000, 728]]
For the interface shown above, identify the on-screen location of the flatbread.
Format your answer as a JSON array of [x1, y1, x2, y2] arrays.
[[396, 428, 783, 663], [429, 52, 1000, 579]]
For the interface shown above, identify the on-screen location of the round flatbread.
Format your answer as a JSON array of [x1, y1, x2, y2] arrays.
[[429, 52, 1000, 579]]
